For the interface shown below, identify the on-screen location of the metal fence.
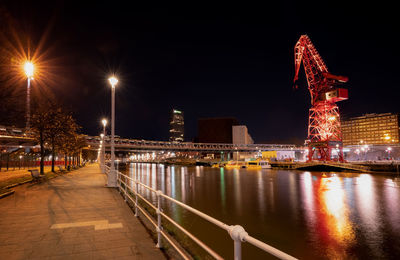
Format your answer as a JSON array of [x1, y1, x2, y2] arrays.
[[105, 165, 297, 260]]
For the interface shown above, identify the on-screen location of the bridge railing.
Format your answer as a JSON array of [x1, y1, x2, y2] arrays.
[[104, 165, 297, 260], [88, 137, 302, 152]]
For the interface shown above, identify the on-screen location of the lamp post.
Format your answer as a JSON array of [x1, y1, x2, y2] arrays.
[[387, 147, 392, 160], [101, 118, 107, 173], [24, 61, 34, 130], [108, 76, 118, 187], [100, 133, 104, 171]]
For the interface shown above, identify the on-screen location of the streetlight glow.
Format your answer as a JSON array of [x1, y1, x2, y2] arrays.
[[24, 61, 34, 78], [108, 76, 118, 88], [102, 119, 107, 127]]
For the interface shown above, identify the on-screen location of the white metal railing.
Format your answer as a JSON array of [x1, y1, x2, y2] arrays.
[[105, 166, 297, 260]]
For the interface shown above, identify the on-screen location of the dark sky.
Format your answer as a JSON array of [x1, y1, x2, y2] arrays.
[[0, 1, 399, 144]]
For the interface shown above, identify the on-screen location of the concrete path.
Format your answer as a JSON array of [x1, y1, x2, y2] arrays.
[[0, 164, 165, 260]]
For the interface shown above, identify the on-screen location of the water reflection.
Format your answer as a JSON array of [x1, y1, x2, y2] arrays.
[[268, 176, 275, 212], [300, 172, 316, 242], [355, 174, 383, 257], [220, 168, 226, 210], [126, 163, 400, 259], [256, 171, 265, 216], [171, 166, 176, 198], [288, 173, 298, 221], [160, 164, 165, 193], [317, 176, 355, 258], [233, 169, 242, 213], [181, 167, 187, 203]]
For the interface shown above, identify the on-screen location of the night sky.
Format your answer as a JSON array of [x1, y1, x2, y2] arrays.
[[0, 1, 398, 144]]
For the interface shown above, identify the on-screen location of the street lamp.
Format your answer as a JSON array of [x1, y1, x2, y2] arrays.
[[387, 147, 392, 160], [101, 118, 107, 173], [108, 76, 118, 187], [24, 61, 34, 130]]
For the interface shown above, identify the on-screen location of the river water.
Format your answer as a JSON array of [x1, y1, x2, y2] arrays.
[[125, 163, 400, 259]]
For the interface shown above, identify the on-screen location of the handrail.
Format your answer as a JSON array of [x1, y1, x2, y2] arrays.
[[112, 168, 298, 260]]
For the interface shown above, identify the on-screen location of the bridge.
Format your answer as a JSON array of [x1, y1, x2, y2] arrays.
[[85, 136, 304, 153], [0, 125, 36, 150], [0, 125, 304, 153]]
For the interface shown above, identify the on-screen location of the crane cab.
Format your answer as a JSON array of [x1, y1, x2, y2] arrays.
[[325, 88, 348, 102]]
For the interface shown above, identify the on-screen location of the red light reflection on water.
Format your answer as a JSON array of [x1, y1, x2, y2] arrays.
[[314, 175, 355, 258]]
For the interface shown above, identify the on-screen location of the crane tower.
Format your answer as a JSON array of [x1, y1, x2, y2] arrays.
[[293, 35, 348, 162]]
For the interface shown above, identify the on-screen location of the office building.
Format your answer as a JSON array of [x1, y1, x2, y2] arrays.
[[169, 109, 184, 142], [341, 113, 399, 145]]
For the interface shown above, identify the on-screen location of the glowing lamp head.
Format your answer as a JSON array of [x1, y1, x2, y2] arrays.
[[101, 119, 107, 127], [108, 76, 118, 88], [24, 61, 34, 78], [100, 133, 104, 138]]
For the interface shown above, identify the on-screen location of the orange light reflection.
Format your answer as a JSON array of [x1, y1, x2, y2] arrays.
[[317, 176, 355, 258]]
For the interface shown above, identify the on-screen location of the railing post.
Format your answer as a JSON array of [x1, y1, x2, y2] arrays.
[[135, 181, 138, 217], [116, 171, 120, 190], [156, 190, 163, 248], [124, 174, 128, 201], [228, 225, 248, 260]]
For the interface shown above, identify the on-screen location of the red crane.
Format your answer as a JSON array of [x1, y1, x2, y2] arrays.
[[293, 35, 348, 162]]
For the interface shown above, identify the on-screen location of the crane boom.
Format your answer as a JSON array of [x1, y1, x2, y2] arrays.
[[294, 35, 348, 105]]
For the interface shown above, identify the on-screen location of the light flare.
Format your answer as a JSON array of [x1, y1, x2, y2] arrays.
[[24, 61, 34, 78], [108, 76, 118, 87]]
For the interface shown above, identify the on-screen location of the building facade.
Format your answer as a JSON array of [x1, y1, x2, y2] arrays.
[[232, 125, 254, 144], [169, 109, 184, 142], [341, 113, 399, 145]]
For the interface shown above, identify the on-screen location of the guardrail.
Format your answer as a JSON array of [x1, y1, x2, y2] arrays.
[[105, 165, 297, 260]]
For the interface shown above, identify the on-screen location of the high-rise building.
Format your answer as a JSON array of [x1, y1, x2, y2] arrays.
[[341, 113, 399, 145], [169, 109, 184, 142]]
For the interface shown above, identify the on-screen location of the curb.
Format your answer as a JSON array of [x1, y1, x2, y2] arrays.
[[4, 179, 33, 190], [0, 189, 15, 199]]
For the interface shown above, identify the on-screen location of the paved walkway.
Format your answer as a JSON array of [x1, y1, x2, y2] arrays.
[[0, 164, 165, 260]]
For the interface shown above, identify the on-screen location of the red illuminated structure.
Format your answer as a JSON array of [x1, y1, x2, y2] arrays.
[[293, 35, 348, 162]]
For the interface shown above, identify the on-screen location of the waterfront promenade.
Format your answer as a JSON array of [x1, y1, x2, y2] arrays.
[[0, 164, 165, 260]]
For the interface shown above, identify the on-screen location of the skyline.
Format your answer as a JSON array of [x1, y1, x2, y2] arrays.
[[0, 1, 398, 143]]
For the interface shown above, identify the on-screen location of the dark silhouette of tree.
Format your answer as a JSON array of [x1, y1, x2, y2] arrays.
[[30, 104, 49, 174], [31, 102, 83, 174]]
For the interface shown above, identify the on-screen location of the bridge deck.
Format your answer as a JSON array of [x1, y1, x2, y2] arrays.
[[0, 164, 165, 260]]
